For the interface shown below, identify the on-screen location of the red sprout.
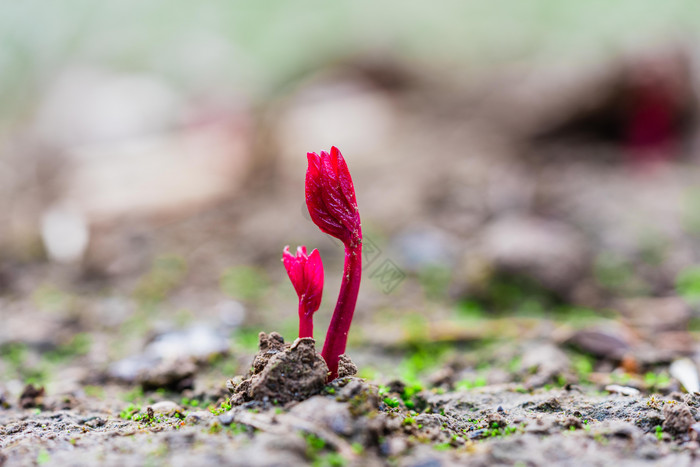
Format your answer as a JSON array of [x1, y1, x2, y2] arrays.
[[283, 245, 324, 339], [306, 146, 362, 379]]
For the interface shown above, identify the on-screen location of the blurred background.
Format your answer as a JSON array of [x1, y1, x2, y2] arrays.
[[3, 0, 700, 396]]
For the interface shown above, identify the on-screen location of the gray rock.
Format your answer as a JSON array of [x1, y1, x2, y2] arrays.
[[108, 324, 230, 386], [149, 401, 182, 416], [185, 410, 214, 425], [218, 411, 235, 426], [288, 397, 354, 436], [565, 328, 631, 359], [480, 215, 589, 293], [145, 325, 230, 361]]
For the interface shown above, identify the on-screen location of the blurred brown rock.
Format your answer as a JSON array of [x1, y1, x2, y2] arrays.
[[617, 297, 690, 332], [479, 215, 589, 294], [564, 328, 632, 359]]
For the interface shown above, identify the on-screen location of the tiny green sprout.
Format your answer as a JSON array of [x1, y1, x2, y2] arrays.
[[655, 425, 663, 440], [351, 442, 364, 454], [208, 401, 232, 416], [227, 423, 247, 435], [323, 452, 347, 467], [403, 416, 416, 426], [303, 432, 327, 460], [37, 450, 50, 465], [433, 442, 451, 451], [383, 397, 400, 408], [569, 425, 576, 431], [119, 403, 141, 420]]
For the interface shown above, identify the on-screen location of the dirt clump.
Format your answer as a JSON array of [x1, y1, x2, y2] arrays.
[[663, 401, 695, 435], [18, 384, 45, 409], [337, 354, 358, 378], [229, 332, 329, 405]]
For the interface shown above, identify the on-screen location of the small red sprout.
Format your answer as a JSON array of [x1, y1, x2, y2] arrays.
[[306, 146, 362, 380], [283, 245, 324, 339]]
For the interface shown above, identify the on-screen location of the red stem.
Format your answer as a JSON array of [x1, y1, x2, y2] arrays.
[[298, 301, 313, 339], [321, 239, 362, 380]]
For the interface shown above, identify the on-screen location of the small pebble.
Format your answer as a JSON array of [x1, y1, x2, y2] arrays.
[[185, 411, 214, 425], [605, 384, 640, 396], [218, 411, 235, 426], [149, 401, 181, 416]]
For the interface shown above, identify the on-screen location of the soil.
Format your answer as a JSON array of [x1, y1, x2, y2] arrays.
[[2, 370, 700, 466], [3, 317, 700, 467], [229, 332, 329, 405]]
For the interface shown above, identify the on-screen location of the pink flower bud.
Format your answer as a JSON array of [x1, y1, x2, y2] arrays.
[[283, 245, 324, 338], [306, 146, 361, 248]]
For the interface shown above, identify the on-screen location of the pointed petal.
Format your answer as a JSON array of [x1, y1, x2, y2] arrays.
[[331, 146, 358, 210]]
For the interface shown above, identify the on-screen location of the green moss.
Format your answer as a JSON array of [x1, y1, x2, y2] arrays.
[[455, 300, 485, 320], [398, 343, 451, 384], [313, 452, 346, 467], [84, 385, 105, 399], [433, 442, 452, 451], [208, 401, 232, 415], [455, 375, 487, 391], [119, 403, 141, 420], [571, 353, 595, 384], [676, 266, 700, 304], [383, 397, 400, 408], [232, 327, 262, 352], [0, 342, 26, 368], [303, 432, 327, 459], [45, 333, 91, 363], [644, 372, 671, 391]]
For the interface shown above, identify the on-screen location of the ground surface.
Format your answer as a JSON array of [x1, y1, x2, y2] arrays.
[[2, 304, 700, 467], [2, 375, 700, 466]]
